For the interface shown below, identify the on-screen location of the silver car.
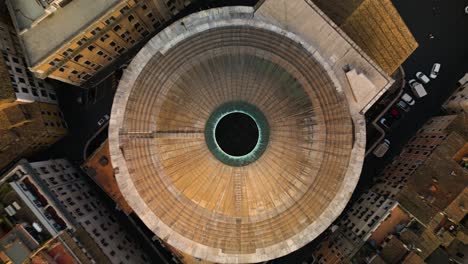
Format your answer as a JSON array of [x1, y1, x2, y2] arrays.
[[416, 72, 430, 84], [401, 93, 415, 106], [430, 63, 441, 79]]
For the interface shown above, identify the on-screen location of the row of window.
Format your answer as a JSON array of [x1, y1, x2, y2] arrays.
[[46, 1, 164, 84], [3, 52, 58, 103], [38, 163, 149, 263]]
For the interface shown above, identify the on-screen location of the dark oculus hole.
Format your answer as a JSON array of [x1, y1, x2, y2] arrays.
[[215, 112, 259, 156]]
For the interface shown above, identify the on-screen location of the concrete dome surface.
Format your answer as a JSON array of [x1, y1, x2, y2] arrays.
[[109, 6, 365, 263]]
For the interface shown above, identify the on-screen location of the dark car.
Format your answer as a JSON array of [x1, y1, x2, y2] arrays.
[[397, 100, 410, 112], [389, 108, 401, 119]]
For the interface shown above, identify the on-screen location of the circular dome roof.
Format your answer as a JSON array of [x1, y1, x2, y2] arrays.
[[110, 6, 365, 263]]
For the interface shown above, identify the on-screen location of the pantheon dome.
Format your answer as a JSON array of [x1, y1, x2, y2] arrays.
[[109, 4, 370, 263]]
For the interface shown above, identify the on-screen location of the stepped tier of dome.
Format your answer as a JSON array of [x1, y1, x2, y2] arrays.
[[109, 6, 366, 263]]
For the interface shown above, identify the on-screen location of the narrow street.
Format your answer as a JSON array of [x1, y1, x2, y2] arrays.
[[356, 0, 468, 195]]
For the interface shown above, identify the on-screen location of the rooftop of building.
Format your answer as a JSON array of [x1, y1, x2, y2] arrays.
[[30, 239, 78, 264], [0, 224, 39, 264], [368, 206, 411, 246], [378, 235, 408, 264], [7, 0, 121, 66], [82, 140, 133, 215], [397, 115, 468, 225]]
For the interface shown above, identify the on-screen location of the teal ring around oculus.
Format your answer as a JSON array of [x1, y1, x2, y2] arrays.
[[205, 101, 270, 167]]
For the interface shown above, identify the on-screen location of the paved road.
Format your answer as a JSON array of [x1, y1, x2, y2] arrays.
[[33, 76, 117, 164], [355, 0, 468, 195]]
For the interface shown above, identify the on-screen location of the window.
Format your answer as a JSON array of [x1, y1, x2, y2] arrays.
[[97, 51, 104, 56], [153, 21, 161, 29], [59, 67, 65, 72], [109, 41, 116, 47], [62, 48, 73, 56], [21, 87, 28, 93], [76, 37, 87, 46], [100, 34, 110, 42], [84, 60, 91, 65], [120, 6, 130, 14], [15, 67, 22, 73], [12, 57, 19, 63], [141, 4, 147, 10], [18, 77, 25, 83], [87, 45, 95, 51], [71, 70, 78, 75], [147, 12, 153, 18], [113, 25, 122, 32], [105, 16, 115, 25], [128, 15, 134, 22], [74, 54, 83, 62], [91, 27, 101, 35]]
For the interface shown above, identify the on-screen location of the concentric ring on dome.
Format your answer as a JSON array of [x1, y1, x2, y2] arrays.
[[109, 6, 366, 263], [205, 101, 269, 167]]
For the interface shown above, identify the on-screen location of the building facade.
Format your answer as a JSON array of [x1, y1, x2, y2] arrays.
[[442, 79, 467, 114], [0, 20, 66, 172], [0, 160, 96, 264], [312, 0, 418, 75], [7, 0, 192, 86], [82, 140, 133, 215], [0, 21, 57, 105], [1, 159, 151, 264], [30, 159, 150, 263], [312, 113, 467, 263]]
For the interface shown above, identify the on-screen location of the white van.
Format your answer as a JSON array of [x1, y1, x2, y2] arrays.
[[409, 79, 427, 98]]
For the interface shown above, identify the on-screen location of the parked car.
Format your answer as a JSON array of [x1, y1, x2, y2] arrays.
[[379, 117, 393, 129], [401, 93, 415, 106], [373, 139, 390, 158], [97, 114, 110, 126], [409, 79, 428, 98], [397, 100, 410, 112], [33, 200, 42, 207], [416, 72, 430, 84], [389, 108, 401, 119], [430, 63, 441, 79]]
